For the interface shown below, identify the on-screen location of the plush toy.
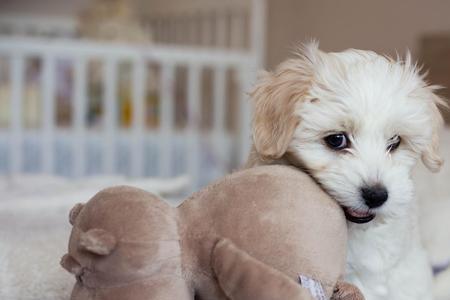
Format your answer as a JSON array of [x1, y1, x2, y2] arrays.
[[61, 165, 364, 300]]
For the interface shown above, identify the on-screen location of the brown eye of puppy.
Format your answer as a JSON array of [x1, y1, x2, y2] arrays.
[[324, 133, 350, 151], [387, 135, 401, 153]]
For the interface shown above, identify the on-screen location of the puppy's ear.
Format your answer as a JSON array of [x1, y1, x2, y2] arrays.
[[422, 91, 447, 172], [251, 47, 317, 160]]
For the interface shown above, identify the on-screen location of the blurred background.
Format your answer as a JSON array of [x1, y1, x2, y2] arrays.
[[0, 1, 449, 299], [0, 0, 449, 187], [0, 0, 262, 190]]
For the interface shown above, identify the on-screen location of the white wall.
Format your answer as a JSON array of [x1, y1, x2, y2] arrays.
[[267, 0, 450, 68]]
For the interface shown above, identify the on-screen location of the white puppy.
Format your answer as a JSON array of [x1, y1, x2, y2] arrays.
[[246, 42, 446, 300]]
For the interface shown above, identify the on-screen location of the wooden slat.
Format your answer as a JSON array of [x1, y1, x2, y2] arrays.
[[153, 19, 161, 42], [9, 54, 25, 174], [72, 57, 87, 177], [216, 12, 228, 49], [187, 15, 197, 46], [213, 66, 227, 172], [41, 55, 56, 173], [159, 62, 175, 177], [202, 14, 212, 47], [103, 57, 118, 174], [162, 19, 170, 43], [179, 17, 190, 45], [130, 59, 146, 177], [187, 64, 201, 188], [230, 12, 245, 50], [250, 0, 267, 66], [237, 67, 253, 165]]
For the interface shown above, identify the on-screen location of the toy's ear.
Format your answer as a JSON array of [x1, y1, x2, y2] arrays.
[[79, 228, 117, 255], [421, 91, 447, 172], [60, 254, 82, 276], [212, 238, 314, 300], [251, 43, 318, 160], [69, 203, 85, 225]]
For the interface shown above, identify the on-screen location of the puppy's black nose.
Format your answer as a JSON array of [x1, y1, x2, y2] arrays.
[[361, 185, 388, 208]]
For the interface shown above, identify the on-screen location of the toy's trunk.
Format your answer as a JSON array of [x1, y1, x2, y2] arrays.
[[178, 165, 348, 299]]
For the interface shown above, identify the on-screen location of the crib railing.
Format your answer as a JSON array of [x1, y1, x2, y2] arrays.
[[0, 37, 256, 189], [146, 9, 249, 50], [144, 0, 266, 63]]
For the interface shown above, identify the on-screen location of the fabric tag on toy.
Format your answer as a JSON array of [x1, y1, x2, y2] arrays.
[[298, 275, 327, 300]]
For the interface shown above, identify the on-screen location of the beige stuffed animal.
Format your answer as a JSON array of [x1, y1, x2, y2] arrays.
[[61, 165, 364, 300]]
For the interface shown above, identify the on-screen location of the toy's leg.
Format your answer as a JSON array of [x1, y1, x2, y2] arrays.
[[212, 239, 314, 300], [85, 277, 193, 300]]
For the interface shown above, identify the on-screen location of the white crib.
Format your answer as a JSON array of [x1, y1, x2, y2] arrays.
[[0, 0, 267, 190]]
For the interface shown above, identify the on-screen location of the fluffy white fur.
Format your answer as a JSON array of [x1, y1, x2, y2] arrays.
[[247, 42, 446, 300]]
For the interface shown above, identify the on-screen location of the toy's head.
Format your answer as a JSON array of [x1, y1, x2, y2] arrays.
[[61, 186, 190, 300]]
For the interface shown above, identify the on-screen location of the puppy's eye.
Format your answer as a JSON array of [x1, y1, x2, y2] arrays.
[[387, 135, 401, 153], [324, 133, 350, 151]]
